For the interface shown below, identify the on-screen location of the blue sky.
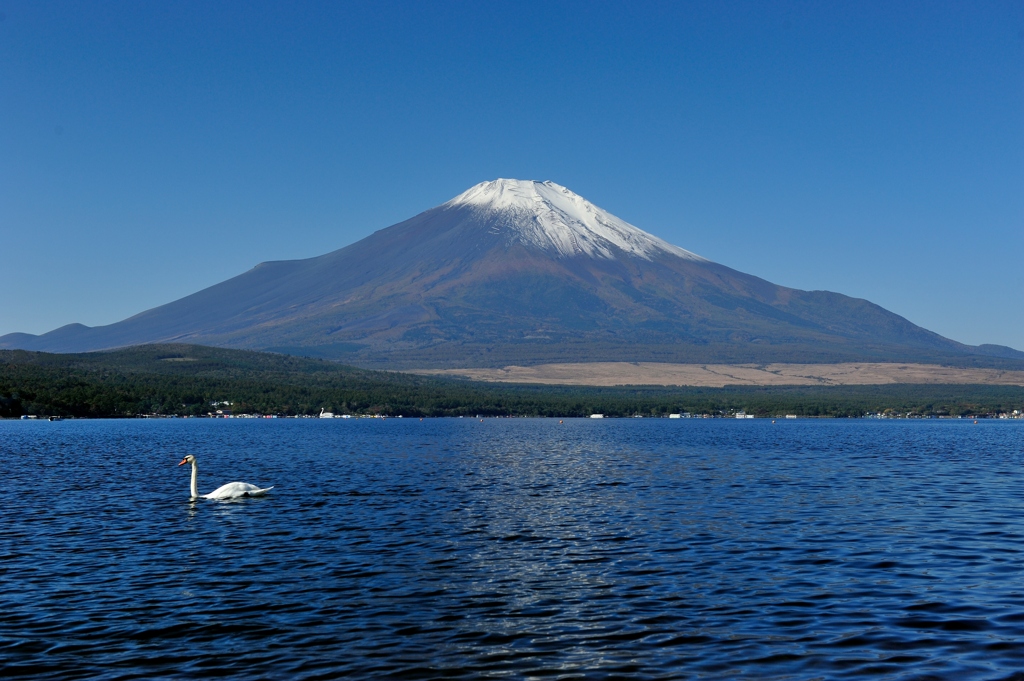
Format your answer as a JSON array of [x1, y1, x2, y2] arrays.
[[2, 1, 1022, 350]]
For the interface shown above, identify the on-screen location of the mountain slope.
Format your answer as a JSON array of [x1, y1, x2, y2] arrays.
[[3, 179, 1021, 369]]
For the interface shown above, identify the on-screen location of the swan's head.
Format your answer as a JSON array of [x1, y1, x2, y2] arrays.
[[178, 454, 196, 467]]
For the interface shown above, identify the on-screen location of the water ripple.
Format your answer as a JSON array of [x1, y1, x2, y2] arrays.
[[1, 418, 1023, 679]]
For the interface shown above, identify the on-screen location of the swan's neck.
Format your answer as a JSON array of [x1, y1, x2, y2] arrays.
[[190, 461, 199, 498]]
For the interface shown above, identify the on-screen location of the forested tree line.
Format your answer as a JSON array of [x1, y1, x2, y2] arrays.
[[1, 345, 1020, 418]]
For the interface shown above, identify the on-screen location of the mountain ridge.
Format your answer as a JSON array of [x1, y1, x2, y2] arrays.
[[3, 179, 1021, 369]]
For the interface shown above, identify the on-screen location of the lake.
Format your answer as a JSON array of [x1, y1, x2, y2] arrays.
[[3, 418, 1024, 679]]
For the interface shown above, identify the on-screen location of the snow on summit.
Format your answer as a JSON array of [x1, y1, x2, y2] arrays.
[[444, 179, 705, 262]]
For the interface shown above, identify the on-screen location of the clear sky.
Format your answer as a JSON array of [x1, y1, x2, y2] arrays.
[[2, 1, 1022, 350]]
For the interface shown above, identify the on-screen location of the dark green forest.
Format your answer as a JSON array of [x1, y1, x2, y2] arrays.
[[1, 345, 1021, 419]]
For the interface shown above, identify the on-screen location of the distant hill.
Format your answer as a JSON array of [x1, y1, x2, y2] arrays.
[[3, 179, 1021, 369]]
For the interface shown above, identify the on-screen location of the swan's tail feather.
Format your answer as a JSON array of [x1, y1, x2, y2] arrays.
[[250, 486, 274, 496]]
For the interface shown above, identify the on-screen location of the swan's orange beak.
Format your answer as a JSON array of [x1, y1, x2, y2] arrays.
[[177, 457, 189, 466]]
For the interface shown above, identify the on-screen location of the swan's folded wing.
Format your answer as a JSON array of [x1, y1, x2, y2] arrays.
[[203, 481, 272, 499]]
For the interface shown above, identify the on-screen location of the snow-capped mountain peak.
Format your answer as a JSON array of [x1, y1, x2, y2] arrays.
[[444, 179, 705, 262]]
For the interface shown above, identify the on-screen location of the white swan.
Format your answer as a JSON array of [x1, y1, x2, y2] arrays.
[[178, 454, 274, 500], [319, 408, 334, 418]]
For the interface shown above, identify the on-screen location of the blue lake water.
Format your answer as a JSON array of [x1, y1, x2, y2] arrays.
[[3, 418, 1024, 679]]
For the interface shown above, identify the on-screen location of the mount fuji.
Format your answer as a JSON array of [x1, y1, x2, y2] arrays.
[[3, 179, 1020, 368]]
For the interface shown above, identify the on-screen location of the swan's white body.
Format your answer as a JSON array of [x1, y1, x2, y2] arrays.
[[319, 408, 334, 418], [178, 455, 273, 500]]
